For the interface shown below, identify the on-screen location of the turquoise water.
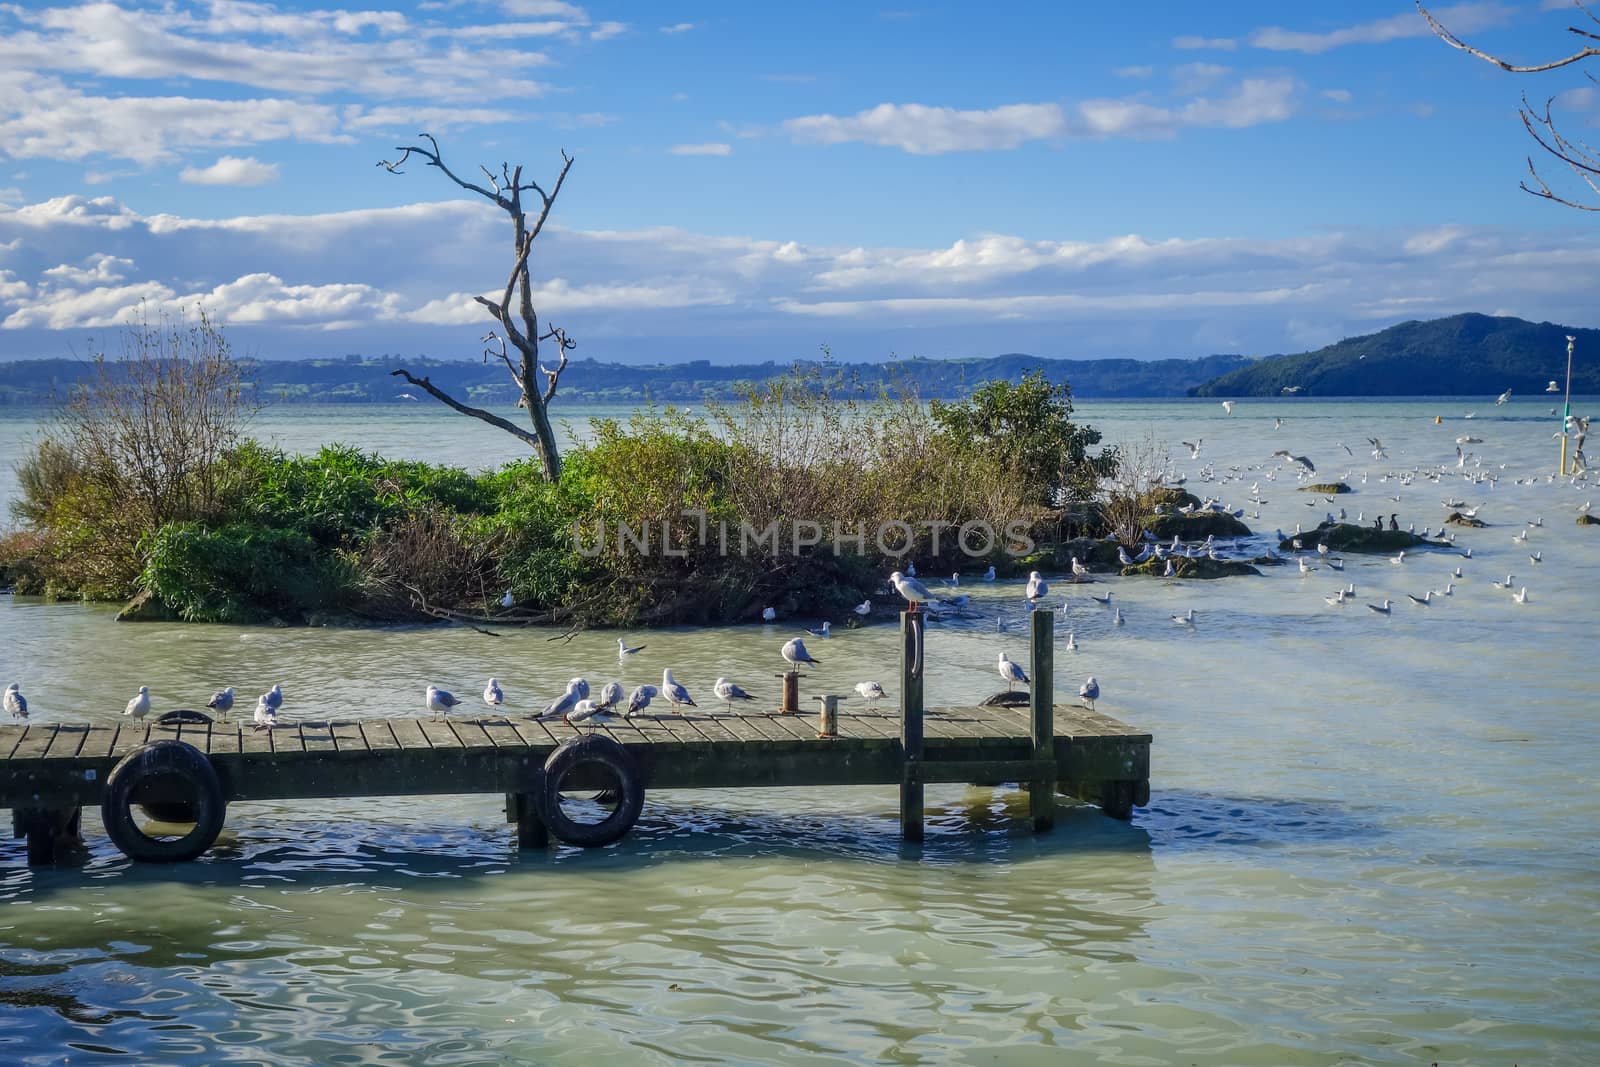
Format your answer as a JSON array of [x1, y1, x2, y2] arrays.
[[1, 396, 1597, 1065]]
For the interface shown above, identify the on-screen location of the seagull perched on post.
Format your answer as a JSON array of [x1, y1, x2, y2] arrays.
[[426, 684, 461, 720], [124, 686, 151, 720], [1026, 571, 1049, 603], [713, 677, 756, 711], [205, 686, 234, 720], [997, 652, 1030, 692], [4, 684, 26, 721], [782, 637, 822, 670], [1079, 676, 1099, 711], [890, 570, 938, 610], [661, 668, 697, 710]]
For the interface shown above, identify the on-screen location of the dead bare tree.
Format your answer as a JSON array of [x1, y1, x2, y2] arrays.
[[379, 134, 577, 478], [1418, 1, 1600, 210]]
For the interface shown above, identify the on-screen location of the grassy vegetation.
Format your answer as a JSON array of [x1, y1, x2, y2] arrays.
[[4, 357, 1122, 626]]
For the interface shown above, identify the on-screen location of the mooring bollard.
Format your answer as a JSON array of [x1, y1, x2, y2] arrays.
[[815, 694, 839, 738], [780, 670, 800, 714]]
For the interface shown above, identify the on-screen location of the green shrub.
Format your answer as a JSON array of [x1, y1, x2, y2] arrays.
[[140, 522, 356, 623]]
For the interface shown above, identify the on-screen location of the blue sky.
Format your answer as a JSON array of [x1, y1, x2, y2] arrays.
[[0, 0, 1596, 364]]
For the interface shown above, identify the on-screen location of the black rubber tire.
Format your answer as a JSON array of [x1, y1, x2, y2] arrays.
[[535, 735, 643, 848], [101, 741, 226, 862], [156, 709, 213, 726]]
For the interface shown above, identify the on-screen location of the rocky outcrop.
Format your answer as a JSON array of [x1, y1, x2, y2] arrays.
[[1120, 556, 1261, 579], [1298, 482, 1353, 494], [1279, 521, 1445, 554]]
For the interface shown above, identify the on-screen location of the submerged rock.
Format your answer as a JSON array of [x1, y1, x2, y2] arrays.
[[1445, 511, 1487, 527], [1579, 513, 1599, 526], [1279, 521, 1444, 554], [1298, 482, 1353, 494], [1143, 511, 1253, 540], [1120, 556, 1261, 580]]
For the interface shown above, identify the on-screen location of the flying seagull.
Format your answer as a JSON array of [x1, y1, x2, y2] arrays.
[[1272, 450, 1316, 474]]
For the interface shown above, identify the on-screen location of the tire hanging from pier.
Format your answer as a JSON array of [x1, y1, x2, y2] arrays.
[[535, 735, 644, 847], [100, 740, 227, 862]]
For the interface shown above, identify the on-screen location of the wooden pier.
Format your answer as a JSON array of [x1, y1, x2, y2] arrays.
[[1, 612, 1151, 864]]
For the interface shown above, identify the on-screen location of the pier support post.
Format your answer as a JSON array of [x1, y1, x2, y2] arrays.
[[506, 792, 549, 849], [1028, 609, 1056, 832], [780, 670, 800, 714], [899, 610, 925, 842], [12, 805, 85, 866]]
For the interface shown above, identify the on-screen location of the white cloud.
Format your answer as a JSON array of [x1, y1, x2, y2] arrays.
[[1173, 36, 1236, 50], [180, 155, 281, 186], [0, 195, 1593, 364], [1114, 65, 1154, 78], [784, 103, 1067, 154], [1248, 2, 1512, 54], [660, 22, 695, 34], [785, 77, 1298, 154], [590, 20, 626, 40], [342, 105, 520, 132], [1320, 88, 1353, 103], [669, 142, 732, 156]]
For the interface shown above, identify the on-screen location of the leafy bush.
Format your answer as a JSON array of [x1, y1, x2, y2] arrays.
[[140, 522, 356, 623]]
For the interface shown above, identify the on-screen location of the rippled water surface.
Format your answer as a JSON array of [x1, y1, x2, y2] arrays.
[[2, 397, 1598, 1065]]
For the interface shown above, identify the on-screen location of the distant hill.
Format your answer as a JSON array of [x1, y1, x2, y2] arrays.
[[1190, 314, 1600, 398], [0, 351, 1252, 407]]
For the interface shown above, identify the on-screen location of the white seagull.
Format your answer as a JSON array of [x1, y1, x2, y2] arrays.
[[124, 685, 152, 719], [853, 599, 872, 617], [596, 680, 625, 713], [782, 637, 822, 670], [855, 680, 887, 708], [618, 637, 646, 658], [427, 684, 462, 720], [539, 679, 584, 721], [714, 677, 756, 710], [483, 677, 505, 707], [498, 588, 514, 608], [982, 565, 997, 581], [761, 606, 777, 622], [1221, 400, 1235, 415], [1064, 630, 1078, 651], [1090, 591, 1113, 606], [890, 570, 938, 609], [252, 695, 276, 731], [1513, 586, 1529, 604], [263, 683, 284, 712], [4, 683, 26, 721], [1367, 598, 1393, 615], [1171, 608, 1196, 626], [206, 686, 234, 720], [804, 621, 832, 638], [567, 699, 603, 724], [1079, 676, 1100, 711], [661, 668, 697, 710], [625, 684, 658, 718], [1026, 571, 1049, 603], [997, 651, 1030, 692]]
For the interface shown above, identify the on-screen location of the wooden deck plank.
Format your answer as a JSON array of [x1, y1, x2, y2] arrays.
[[359, 720, 400, 751], [617, 715, 679, 746], [328, 720, 367, 753], [209, 724, 242, 756], [471, 716, 527, 749], [538, 717, 585, 747], [686, 715, 745, 745], [388, 719, 435, 749], [10, 725, 60, 762], [238, 723, 275, 755], [447, 718, 499, 750], [738, 714, 796, 746], [756, 712, 819, 743], [299, 721, 338, 755], [108, 722, 152, 758]]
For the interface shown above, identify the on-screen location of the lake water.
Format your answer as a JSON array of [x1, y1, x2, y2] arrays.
[[1, 397, 1597, 1065]]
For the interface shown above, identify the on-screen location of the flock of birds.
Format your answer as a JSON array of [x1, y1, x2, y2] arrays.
[[5, 392, 1587, 734]]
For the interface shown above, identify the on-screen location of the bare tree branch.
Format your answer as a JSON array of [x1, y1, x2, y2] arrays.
[[389, 369, 543, 446], [1417, 2, 1600, 71]]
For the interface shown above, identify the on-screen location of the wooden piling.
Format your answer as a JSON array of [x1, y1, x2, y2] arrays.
[[780, 671, 800, 714], [1029, 609, 1056, 831], [900, 610, 925, 842], [505, 791, 548, 849]]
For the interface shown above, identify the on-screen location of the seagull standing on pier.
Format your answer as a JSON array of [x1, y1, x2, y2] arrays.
[[427, 684, 461, 720], [782, 637, 822, 670], [714, 677, 756, 711], [124, 686, 151, 720], [890, 570, 938, 610], [1026, 571, 1049, 604], [483, 678, 505, 707], [252, 694, 276, 731], [596, 681, 624, 713], [4, 684, 26, 721], [1079, 676, 1099, 711], [205, 686, 234, 720], [539, 679, 583, 721], [998, 652, 1030, 692], [661, 668, 698, 710], [566, 699, 603, 724], [625, 684, 658, 718], [263, 683, 284, 713], [855, 681, 887, 708]]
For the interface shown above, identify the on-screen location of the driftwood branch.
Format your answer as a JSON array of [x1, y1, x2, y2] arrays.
[[389, 369, 542, 446]]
